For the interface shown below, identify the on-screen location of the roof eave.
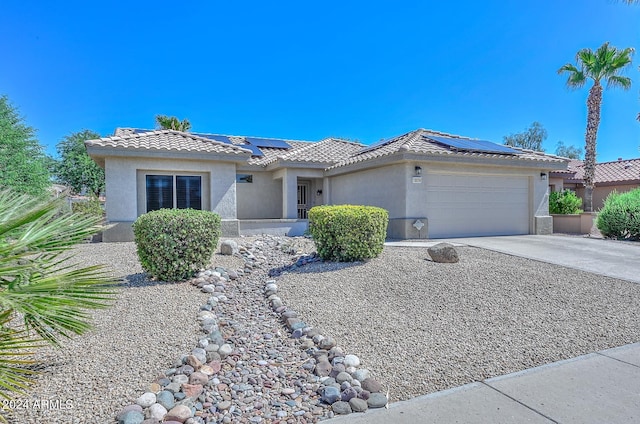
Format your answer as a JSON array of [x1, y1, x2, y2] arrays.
[[85, 145, 251, 164]]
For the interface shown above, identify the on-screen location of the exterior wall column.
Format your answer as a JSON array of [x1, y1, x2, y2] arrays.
[[282, 170, 298, 219], [323, 177, 331, 205]]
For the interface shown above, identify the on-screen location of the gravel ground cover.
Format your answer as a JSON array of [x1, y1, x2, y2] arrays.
[[6, 238, 640, 422], [7, 241, 244, 423], [276, 245, 640, 402]]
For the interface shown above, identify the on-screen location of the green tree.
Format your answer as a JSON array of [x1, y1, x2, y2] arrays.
[[155, 115, 191, 131], [0, 96, 51, 197], [54, 130, 104, 196], [558, 42, 634, 212], [0, 190, 114, 414], [555, 141, 583, 159], [503, 121, 547, 151]]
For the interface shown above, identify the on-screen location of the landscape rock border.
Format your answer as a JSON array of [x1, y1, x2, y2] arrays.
[[116, 236, 386, 424]]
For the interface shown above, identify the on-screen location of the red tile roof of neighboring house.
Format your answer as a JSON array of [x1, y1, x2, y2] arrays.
[[556, 158, 640, 184]]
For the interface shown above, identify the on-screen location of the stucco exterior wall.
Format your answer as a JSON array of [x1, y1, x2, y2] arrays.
[[103, 157, 237, 241], [328, 164, 407, 218], [573, 184, 639, 210], [236, 171, 282, 219]]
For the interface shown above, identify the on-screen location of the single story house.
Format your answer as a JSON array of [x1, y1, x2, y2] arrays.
[[85, 128, 567, 241], [549, 158, 640, 210]]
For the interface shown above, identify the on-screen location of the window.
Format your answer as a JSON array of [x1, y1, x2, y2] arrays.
[[236, 174, 253, 183], [146, 175, 202, 212]]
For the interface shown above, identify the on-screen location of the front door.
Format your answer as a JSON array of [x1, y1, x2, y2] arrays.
[[297, 182, 310, 219]]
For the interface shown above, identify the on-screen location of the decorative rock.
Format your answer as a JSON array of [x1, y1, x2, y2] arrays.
[[352, 369, 371, 382], [217, 400, 232, 410], [189, 372, 208, 385], [135, 392, 156, 408], [166, 404, 193, 422], [148, 403, 168, 421], [318, 337, 336, 350], [117, 404, 143, 418], [218, 343, 233, 358], [186, 355, 202, 370], [331, 401, 352, 415], [427, 242, 459, 263], [343, 354, 360, 368], [340, 387, 358, 402], [361, 378, 382, 393], [118, 410, 145, 424], [149, 382, 161, 393], [367, 392, 388, 408], [336, 372, 352, 384], [220, 240, 239, 255], [321, 386, 341, 404], [349, 397, 369, 412], [156, 390, 175, 410], [173, 374, 189, 385], [315, 360, 332, 377], [181, 383, 204, 398]]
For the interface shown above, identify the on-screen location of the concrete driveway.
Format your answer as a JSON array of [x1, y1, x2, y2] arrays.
[[387, 235, 640, 284]]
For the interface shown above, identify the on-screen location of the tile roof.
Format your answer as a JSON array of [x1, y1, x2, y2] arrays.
[[251, 138, 365, 166], [92, 127, 567, 171], [329, 129, 567, 169], [560, 158, 640, 184], [85, 130, 253, 156]]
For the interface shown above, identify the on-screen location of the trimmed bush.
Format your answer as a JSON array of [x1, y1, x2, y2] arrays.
[[308, 205, 388, 262], [133, 208, 221, 281], [549, 190, 583, 214], [596, 188, 640, 241]]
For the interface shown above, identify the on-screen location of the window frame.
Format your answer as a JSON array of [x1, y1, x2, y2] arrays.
[[137, 171, 208, 215]]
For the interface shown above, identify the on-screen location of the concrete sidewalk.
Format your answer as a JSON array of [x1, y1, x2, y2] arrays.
[[327, 343, 640, 424]]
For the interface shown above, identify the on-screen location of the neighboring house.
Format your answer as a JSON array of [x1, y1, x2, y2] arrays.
[[85, 128, 567, 242], [549, 158, 640, 210]]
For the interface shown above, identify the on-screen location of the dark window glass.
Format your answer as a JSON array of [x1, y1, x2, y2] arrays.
[[146, 175, 173, 212], [176, 176, 202, 210], [236, 174, 253, 183]]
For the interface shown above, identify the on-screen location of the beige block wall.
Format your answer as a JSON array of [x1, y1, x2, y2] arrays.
[[574, 184, 638, 210]]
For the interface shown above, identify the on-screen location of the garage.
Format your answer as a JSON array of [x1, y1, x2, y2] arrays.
[[425, 172, 530, 238]]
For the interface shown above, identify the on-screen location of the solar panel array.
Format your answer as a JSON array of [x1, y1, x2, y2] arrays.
[[245, 137, 292, 149], [425, 135, 522, 155], [357, 138, 393, 154]]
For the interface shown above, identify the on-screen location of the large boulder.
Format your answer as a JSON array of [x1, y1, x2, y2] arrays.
[[219, 240, 239, 255], [427, 243, 459, 263]]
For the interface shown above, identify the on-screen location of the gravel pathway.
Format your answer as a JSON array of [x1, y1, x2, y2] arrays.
[[276, 245, 640, 402]]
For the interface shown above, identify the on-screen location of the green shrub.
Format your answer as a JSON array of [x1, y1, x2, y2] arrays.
[[596, 188, 640, 241], [549, 190, 583, 214], [71, 197, 104, 217], [308, 205, 388, 262], [133, 208, 221, 281]]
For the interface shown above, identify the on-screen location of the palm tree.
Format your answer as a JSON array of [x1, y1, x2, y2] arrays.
[[0, 191, 115, 416], [155, 115, 192, 132], [558, 42, 634, 212]]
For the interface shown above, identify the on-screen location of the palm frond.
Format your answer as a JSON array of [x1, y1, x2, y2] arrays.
[[606, 75, 633, 89], [0, 311, 44, 401]]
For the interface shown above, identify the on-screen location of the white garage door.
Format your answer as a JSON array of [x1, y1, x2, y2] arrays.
[[425, 173, 530, 238]]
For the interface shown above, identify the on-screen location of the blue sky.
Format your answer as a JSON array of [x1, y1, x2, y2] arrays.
[[2, 0, 639, 162]]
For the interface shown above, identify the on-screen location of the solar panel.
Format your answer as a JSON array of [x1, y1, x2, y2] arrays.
[[358, 138, 393, 154], [245, 137, 291, 149], [240, 144, 264, 157], [193, 134, 232, 144], [425, 135, 521, 155]]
